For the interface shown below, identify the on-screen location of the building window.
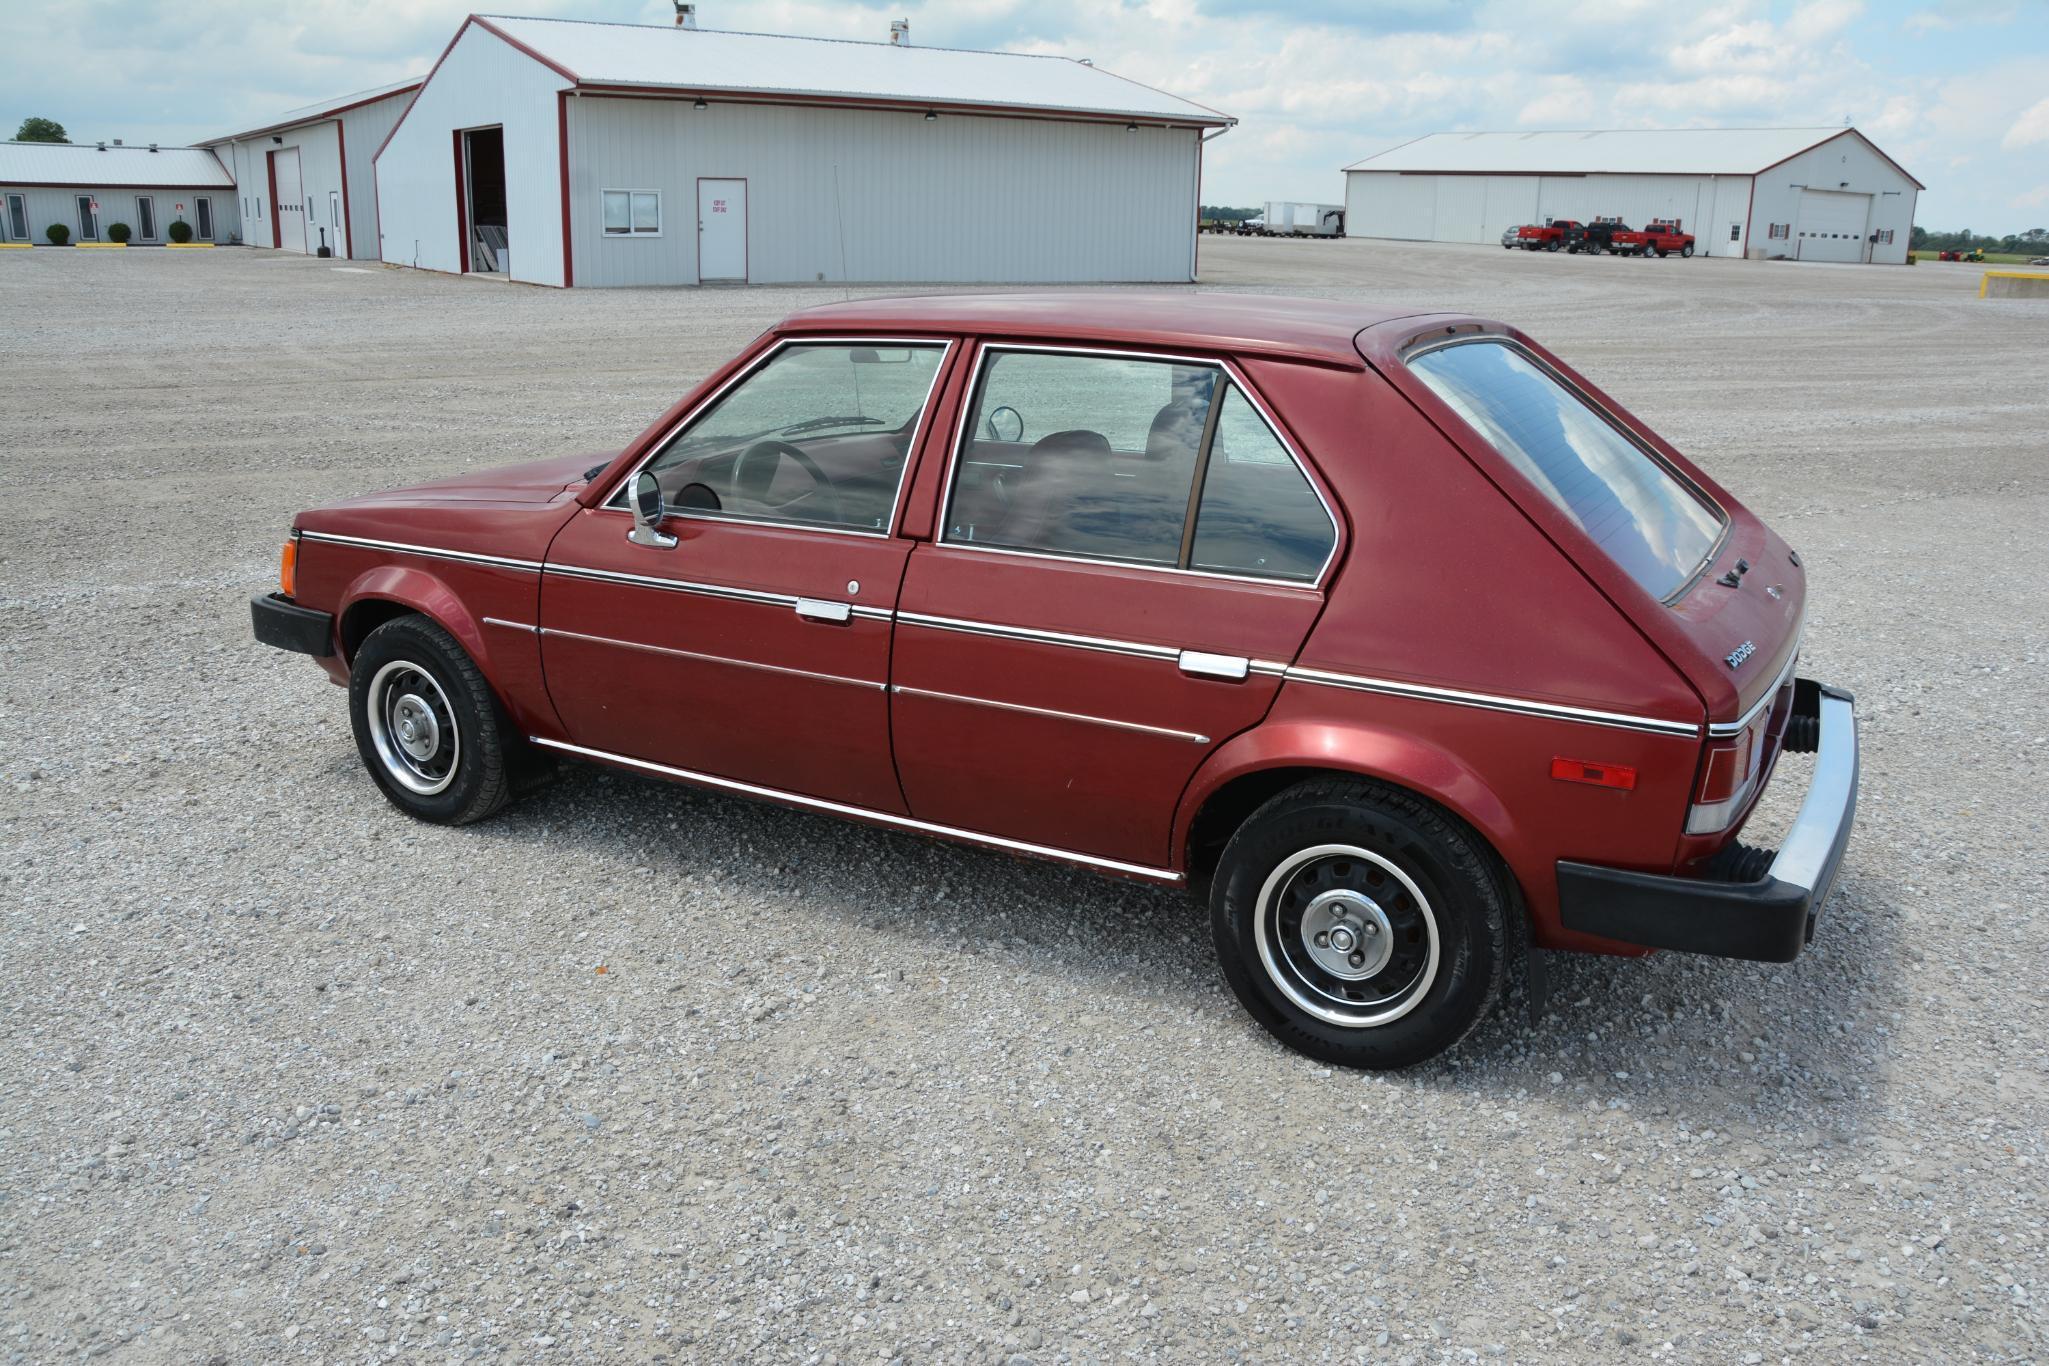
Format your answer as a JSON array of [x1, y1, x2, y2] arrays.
[[1768, 223, 1790, 240], [1729, 223, 1740, 241], [195, 197, 213, 240], [601, 189, 661, 237], [1876, 228, 1894, 245]]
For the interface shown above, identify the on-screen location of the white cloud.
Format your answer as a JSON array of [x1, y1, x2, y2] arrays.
[[2015, 184, 2049, 209], [2004, 96, 2049, 151]]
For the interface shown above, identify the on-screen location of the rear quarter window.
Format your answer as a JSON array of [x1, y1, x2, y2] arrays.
[[1407, 340, 1723, 599]]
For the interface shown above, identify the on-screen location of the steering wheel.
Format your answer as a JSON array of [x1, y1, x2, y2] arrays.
[[733, 440, 842, 525]]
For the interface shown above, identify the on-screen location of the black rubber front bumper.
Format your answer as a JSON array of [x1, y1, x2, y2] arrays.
[[1557, 680, 1858, 963], [251, 593, 335, 657]]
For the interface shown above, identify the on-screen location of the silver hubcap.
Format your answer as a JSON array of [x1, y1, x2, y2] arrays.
[[1252, 844, 1441, 1029], [1302, 888, 1394, 980], [366, 659, 459, 797]]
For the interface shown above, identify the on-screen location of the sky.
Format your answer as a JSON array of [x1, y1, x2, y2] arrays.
[[4, 0, 2045, 234]]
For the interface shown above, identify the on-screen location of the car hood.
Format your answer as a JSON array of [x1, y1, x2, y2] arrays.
[[328, 453, 612, 507]]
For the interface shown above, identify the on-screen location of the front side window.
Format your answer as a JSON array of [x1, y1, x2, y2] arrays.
[[602, 189, 661, 236], [944, 349, 1335, 582], [1408, 340, 1723, 599], [632, 341, 947, 533]]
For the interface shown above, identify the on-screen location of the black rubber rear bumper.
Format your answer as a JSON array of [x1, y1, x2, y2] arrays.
[[251, 593, 335, 657], [1557, 680, 1858, 963]]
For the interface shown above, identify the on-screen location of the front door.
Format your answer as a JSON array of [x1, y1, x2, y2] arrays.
[[270, 148, 306, 253], [328, 190, 343, 256], [890, 344, 1341, 869], [539, 337, 954, 812], [697, 178, 746, 281], [75, 196, 98, 241], [135, 196, 157, 242], [5, 193, 26, 242]]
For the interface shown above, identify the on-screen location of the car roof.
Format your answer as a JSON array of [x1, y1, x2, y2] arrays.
[[776, 292, 1450, 369]]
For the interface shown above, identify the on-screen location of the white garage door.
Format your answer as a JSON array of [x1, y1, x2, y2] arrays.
[[1794, 189, 1870, 263]]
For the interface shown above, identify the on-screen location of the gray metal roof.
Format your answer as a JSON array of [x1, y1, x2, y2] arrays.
[[477, 15, 1232, 126], [0, 140, 233, 188], [1345, 127, 1922, 188], [203, 77, 423, 145]]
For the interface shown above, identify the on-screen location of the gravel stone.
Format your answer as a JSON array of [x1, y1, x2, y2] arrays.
[[0, 240, 2045, 1361]]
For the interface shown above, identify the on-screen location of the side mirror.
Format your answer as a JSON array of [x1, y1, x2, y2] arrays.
[[627, 470, 677, 548], [985, 405, 1024, 443]]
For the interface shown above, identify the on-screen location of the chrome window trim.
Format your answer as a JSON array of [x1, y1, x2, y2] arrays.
[[936, 341, 1342, 590], [892, 684, 1210, 744], [1400, 333, 1731, 605], [525, 735, 1184, 884], [1284, 666, 1700, 738], [542, 562, 891, 620], [539, 624, 884, 691], [1706, 637, 1802, 738], [599, 335, 956, 539], [298, 531, 542, 574]]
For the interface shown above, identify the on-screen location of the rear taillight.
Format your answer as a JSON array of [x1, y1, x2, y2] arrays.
[[1687, 728, 1761, 834], [279, 534, 298, 598]]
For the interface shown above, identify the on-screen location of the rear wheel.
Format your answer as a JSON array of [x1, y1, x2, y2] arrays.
[[1546, 238, 1560, 252], [349, 615, 516, 825], [1210, 778, 1510, 1069]]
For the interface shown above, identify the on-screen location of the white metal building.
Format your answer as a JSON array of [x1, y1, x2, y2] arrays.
[[0, 140, 237, 245], [1344, 127, 1923, 264], [373, 12, 1233, 287], [203, 79, 421, 258]]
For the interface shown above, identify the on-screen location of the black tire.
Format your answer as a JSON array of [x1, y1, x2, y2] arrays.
[[1681, 243, 1694, 258], [1210, 778, 1510, 1069], [348, 614, 515, 825], [1546, 238, 1560, 252]]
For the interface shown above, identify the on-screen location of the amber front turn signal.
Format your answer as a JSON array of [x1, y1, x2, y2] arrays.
[[279, 535, 298, 599]]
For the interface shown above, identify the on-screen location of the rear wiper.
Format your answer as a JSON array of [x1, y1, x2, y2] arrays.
[[781, 415, 884, 436]]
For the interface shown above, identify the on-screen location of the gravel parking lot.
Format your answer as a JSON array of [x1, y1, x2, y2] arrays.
[[2, 238, 2045, 1363]]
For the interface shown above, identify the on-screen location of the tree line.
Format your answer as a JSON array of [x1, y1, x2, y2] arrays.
[[1911, 225, 2047, 254]]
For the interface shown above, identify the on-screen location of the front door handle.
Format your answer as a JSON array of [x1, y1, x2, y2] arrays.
[[1178, 650, 1250, 681], [794, 597, 852, 624]]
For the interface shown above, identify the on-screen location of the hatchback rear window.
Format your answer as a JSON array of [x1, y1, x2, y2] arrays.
[[1408, 340, 1723, 599]]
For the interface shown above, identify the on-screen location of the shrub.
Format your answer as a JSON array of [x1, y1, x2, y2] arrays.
[[107, 221, 131, 243], [45, 222, 69, 245], [167, 219, 193, 243]]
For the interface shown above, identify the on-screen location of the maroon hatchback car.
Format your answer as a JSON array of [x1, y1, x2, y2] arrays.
[[253, 295, 1857, 1068]]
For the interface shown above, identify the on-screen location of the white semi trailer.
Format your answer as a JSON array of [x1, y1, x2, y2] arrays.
[[1261, 201, 1346, 237]]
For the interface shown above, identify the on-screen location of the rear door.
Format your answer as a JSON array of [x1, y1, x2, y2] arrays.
[[890, 343, 1341, 871]]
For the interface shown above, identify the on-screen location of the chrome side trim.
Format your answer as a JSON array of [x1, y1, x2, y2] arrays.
[[525, 735, 1184, 883], [1707, 642, 1802, 738], [537, 624, 884, 691], [544, 562, 890, 621], [935, 342, 1342, 590], [481, 616, 538, 633], [892, 684, 1210, 744], [598, 335, 957, 540], [298, 531, 543, 574], [1285, 666, 1700, 738], [896, 610, 1180, 662]]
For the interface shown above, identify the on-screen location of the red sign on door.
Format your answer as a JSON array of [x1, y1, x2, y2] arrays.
[[89, 198, 100, 213]]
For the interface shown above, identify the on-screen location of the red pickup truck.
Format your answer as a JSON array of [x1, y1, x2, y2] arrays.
[[1612, 219, 1696, 258], [1513, 220, 1582, 251]]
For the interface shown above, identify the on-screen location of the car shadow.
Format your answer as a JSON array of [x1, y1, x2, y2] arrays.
[[472, 760, 1899, 1132]]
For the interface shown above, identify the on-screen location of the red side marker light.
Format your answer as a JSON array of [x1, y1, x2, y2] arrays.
[[1551, 757, 1637, 791]]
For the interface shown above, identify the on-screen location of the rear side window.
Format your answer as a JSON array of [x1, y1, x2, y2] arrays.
[[943, 349, 1335, 583], [1408, 340, 1723, 598]]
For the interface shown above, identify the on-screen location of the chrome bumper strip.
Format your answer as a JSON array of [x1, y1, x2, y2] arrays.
[[525, 736, 1184, 883]]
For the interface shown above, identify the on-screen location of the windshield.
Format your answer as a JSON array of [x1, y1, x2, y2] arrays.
[[1409, 340, 1724, 599]]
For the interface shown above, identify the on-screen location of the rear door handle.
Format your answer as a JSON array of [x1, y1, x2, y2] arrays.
[[794, 597, 852, 624], [1178, 650, 1249, 681]]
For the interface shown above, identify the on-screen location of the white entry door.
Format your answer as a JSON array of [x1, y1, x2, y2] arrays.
[[271, 148, 307, 253], [1794, 189, 1869, 263], [697, 179, 747, 282]]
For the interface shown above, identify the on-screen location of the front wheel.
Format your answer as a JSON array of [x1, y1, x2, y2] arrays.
[[349, 615, 517, 825], [1210, 778, 1510, 1069], [1680, 243, 1694, 258]]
